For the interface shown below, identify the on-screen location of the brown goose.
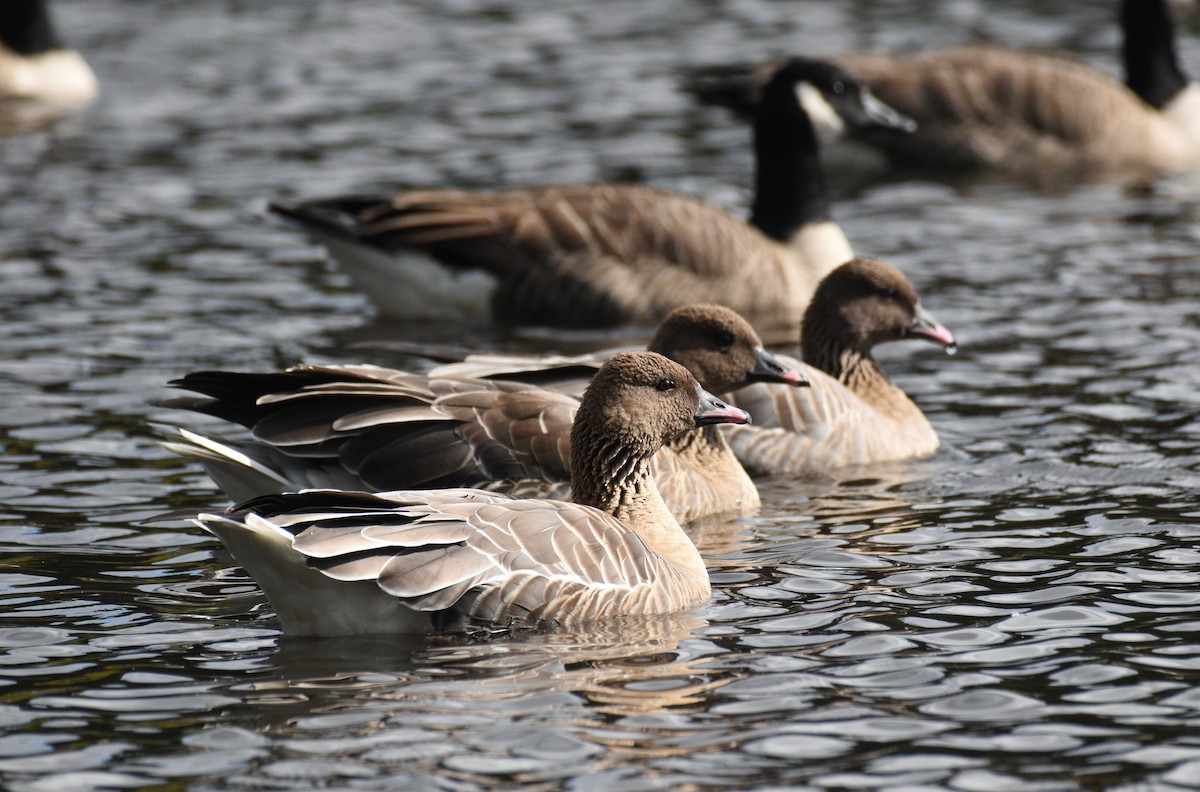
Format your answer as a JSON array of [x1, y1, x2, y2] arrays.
[[163, 304, 804, 524], [0, 0, 97, 104], [723, 257, 956, 474], [685, 0, 1200, 179], [192, 352, 751, 635], [269, 58, 913, 334]]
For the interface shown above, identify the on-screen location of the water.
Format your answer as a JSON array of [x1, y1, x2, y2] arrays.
[[2, 0, 1200, 789]]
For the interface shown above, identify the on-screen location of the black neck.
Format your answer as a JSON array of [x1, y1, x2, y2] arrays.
[[1123, 0, 1188, 109], [0, 0, 60, 56], [749, 83, 832, 242]]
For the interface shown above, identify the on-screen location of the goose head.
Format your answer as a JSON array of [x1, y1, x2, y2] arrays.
[[751, 58, 913, 244], [762, 57, 917, 146], [571, 352, 750, 469], [802, 257, 955, 365], [649, 304, 808, 394]]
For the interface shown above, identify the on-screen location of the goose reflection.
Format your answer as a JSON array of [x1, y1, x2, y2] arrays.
[[239, 613, 722, 714]]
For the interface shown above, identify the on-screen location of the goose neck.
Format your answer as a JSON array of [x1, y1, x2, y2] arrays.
[[749, 93, 832, 242], [1, 1, 59, 56], [570, 435, 656, 515], [1123, 0, 1187, 109], [571, 433, 705, 574], [802, 316, 905, 413], [666, 424, 729, 464]]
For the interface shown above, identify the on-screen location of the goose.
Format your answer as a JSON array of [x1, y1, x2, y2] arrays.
[[684, 0, 1200, 179], [269, 58, 914, 333], [191, 351, 751, 635], [722, 257, 956, 474], [0, 0, 97, 104], [162, 304, 805, 524]]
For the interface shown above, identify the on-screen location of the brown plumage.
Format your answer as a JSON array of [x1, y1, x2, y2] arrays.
[[269, 59, 917, 332], [837, 47, 1200, 178], [163, 304, 803, 523], [193, 352, 751, 635], [723, 257, 957, 473], [684, 0, 1200, 180]]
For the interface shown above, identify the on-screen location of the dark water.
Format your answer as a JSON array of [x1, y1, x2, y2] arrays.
[[3, 0, 1200, 789]]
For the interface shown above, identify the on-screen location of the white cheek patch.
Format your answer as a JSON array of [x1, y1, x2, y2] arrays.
[[796, 82, 846, 145]]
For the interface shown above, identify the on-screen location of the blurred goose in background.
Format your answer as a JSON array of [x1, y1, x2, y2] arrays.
[[0, 0, 97, 104], [723, 257, 956, 474], [163, 305, 803, 524], [191, 352, 751, 635], [685, 0, 1200, 180], [270, 58, 913, 334]]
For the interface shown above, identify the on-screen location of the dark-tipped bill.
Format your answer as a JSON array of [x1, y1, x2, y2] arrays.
[[695, 386, 751, 426], [908, 304, 957, 353], [750, 347, 810, 387]]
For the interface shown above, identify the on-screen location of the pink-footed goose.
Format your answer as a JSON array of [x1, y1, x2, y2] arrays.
[[685, 0, 1200, 179], [722, 257, 956, 474], [0, 1, 97, 104], [268, 58, 913, 335], [192, 352, 751, 635], [163, 305, 804, 524]]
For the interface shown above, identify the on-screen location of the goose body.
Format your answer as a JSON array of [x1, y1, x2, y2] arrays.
[[722, 257, 957, 474], [686, 0, 1200, 179], [164, 305, 804, 524], [724, 353, 941, 473], [192, 352, 751, 635], [271, 58, 913, 333], [0, 1, 96, 104]]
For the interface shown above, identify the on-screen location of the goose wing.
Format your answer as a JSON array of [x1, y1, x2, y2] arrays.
[[276, 185, 809, 327], [687, 47, 1158, 172], [723, 361, 897, 473], [347, 184, 778, 277], [209, 488, 706, 627], [427, 349, 617, 395], [165, 364, 733, 519], [163, 364, 579, 494], [839, 47, 1155, 167]]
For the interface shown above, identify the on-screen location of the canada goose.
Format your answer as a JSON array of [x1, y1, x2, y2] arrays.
[[0, 0, 97, 104], [269, 58, 913, 333], [162, 305, 805, 524], [723, 257, 956, 473], [191, 352, 751, 635], [685, 0, 1200, 179]]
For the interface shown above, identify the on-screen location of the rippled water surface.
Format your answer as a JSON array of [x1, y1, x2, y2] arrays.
[[3, 0, 1200, 789]]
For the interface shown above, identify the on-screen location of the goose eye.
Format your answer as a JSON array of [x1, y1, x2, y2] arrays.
[[655, 377, 676, 392], [881, 287, 898, 300], [715, 330, 735, 348], [832, 80, 845, 94]]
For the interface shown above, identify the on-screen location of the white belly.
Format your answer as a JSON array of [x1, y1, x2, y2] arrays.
[[312, 231, 499, 320]]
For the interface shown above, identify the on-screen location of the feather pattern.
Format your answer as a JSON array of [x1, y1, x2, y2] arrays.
[[189, 352, 743, 635], [163, 304, 800, 523], [721, 258, 954, 474], [684, 0, 1200, 180], [724, 356, 939, 473], [264, 58, 915, 330], [278, 185, 841, 333], [838, 46, 1200, 177]]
